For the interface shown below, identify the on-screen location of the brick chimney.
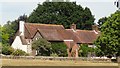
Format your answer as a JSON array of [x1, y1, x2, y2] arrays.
[[92, 25, 99, 34], [92, 25, 99, 32], [70, 23, 76, 30]]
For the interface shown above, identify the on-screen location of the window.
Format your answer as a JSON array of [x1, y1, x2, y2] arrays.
[[36, 37, 39, 40]]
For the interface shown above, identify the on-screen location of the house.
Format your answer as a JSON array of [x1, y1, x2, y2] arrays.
[[65, 24, 99, 57], [11, 21, 99, 57]]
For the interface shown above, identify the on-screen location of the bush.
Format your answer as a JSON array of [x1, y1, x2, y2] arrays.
[[12, 49, 29, 56], [32, 38, 52, 56], [32, 38, 67, 56], [51, 42, 67, 57], [50, 53, 58, 57], [79, 44, 94, 57], [2, 45, 14, 55]]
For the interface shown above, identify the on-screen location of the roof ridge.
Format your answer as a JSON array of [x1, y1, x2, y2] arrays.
[[25, 23, 63, 26], [76, 30, 93, 32], [66, 29, 93, 31], [65, 29, 73, 30]]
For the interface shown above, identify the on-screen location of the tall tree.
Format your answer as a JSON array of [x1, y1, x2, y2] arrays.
[[2, 20, 19, 45], [95, 10, 120, 57], [97, 17, 107, 28], [28, 2, 95, 30], [51, 42, 67, 57], [18, 14, 28, 22], [1, 14, 28, 45], [0, 25, 2, 43]]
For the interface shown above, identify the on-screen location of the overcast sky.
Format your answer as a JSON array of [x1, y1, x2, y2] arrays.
[[0, 0, 118, 25]]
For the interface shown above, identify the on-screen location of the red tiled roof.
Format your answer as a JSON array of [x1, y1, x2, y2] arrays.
[[65, 29, 81, 43], [37, 29, 63, 41], [24, 23, 98, 44], [24, 23, 71, 41], [76, 30, 98, 44], [66, 29, 98, 44]]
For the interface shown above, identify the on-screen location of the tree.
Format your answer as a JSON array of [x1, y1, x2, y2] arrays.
[[95, 10, 120, 58], [28, 2, 95, 30], [1, 21, 19, 45], [0, 25, 2, 43], [18, 14, 28, 22], [97, 17, 107, 28], [79, 44, 94, 57], [51, 42, 67, 57], [1, 14, 28, 45], [32, 38, 52, 56], [52, 0, 64, 2]]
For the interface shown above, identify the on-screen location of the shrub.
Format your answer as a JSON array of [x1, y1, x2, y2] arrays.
[[50, 53, 58, 57], [12, 49, 29, 56], [51, 42, 67, 57], [2, 45, 14, 55], [79, 44, 94, 57]]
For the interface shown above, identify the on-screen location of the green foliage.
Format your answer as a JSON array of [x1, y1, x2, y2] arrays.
[[28, 2, 94, 30], [97, 17, 107, 28], [79, 44, 94, 57], [2, 45, 14, 55], [51, 42, 67, 57], [0, 44, 1, 51], [0, 25, 2, 43], [1, 14, 27, 45], [12, 49, 29, 56], [18, 14, 28, 22], [50, 53, 58, 57], [32, 38, 52, 56], [2, 43, 28, 56], [32, 38, 67, 56], [94, 42, 104, 57], [1, 21, 19, 44], [1, 25, 9, 44], [95, 10, 120, 57]]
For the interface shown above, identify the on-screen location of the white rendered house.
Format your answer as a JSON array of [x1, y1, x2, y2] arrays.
[[11, 21, 32, 54]]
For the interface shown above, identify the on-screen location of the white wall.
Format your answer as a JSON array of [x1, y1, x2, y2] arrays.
[[27, 43, 32, 54], [19, 21, 24, 36], [11, 36, 28, 53]]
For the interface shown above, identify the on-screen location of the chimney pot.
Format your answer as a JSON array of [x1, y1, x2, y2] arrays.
[[70, 23, 76, 30], [92, 25, 99, 32]]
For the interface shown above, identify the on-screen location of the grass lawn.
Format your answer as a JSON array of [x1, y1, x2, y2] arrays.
[[2, 59, 118, 66]]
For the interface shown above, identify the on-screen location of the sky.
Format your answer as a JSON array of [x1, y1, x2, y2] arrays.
[[0, 0, 118, 25]]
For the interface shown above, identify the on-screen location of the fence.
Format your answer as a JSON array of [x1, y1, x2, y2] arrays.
[[1, 55, 113, 63]]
